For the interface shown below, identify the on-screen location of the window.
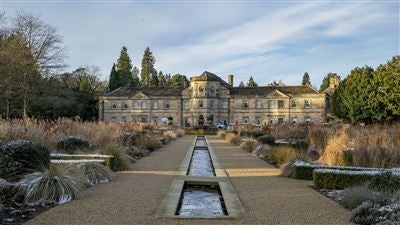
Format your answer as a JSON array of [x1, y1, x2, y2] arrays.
[[121, 116, 127, 122], [268, 100, 274, 109], [111, 102, 117, 109], [278, 100, 284, 109], [133, 101, 139, 109], [210, 100, 214, 108], [305, 117, 311, 124], [164, 101, 170, 109], [291, 100, 297, 108], [183, 101, 189, 110], [141, 117, 147, 123], [243, 117, 250, 124], [199, 100, 203, 108], [243, 101, 249, 109], [141, 101, 147, 109], [278, 117, 285, 124], [305, 100, 311, 108], [111, 116, 117, 121], [292, 117, 298, 124], [255, 117, 262, 125], [256, 100, 262, 109], [269, 118, 274, 125], [222, 100, 228, 109], [152, 101, 158, 109], [122, 102, 128, 109]]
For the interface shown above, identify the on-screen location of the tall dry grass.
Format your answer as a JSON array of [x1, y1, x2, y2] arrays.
[[0, 118, 146, 150], [315, 123, 400, 168]]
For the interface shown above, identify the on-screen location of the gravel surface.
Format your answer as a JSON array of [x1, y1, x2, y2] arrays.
[[26, 135, 354, 225]]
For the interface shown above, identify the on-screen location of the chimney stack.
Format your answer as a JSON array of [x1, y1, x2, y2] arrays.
[[227, 75, 234, 86]]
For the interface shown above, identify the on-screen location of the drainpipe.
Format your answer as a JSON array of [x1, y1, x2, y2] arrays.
[[288, 96, 291, 124]]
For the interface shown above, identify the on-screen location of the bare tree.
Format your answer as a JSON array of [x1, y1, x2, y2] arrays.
[[13, 11, 66, 75]]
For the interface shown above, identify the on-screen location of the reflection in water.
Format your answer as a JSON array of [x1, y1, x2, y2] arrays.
[[188, 149, 215, 176], [177, 185, 226, 216]]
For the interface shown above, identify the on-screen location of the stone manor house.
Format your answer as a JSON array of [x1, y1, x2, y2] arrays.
[[99, 71, 339, 126]]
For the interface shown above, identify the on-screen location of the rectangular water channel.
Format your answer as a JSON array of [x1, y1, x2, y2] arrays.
[[157, 136, 245, 218], [176, 183, 228, 216], [187, 136, 215, 177]]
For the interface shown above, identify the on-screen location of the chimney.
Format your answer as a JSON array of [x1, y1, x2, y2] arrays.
[[329, 73, 340, 89], [227, 75, 234, 86]]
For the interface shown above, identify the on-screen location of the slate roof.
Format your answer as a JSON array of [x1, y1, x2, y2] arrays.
[[190, 71, 231, 87], [107, 86, 181, 97], [229, 85, 320, 96]]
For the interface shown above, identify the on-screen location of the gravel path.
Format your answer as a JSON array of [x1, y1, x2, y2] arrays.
[[26, 135, 353, 225]]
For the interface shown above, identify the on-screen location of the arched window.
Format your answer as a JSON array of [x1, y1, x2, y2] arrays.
[[141, 101, 147, 109]]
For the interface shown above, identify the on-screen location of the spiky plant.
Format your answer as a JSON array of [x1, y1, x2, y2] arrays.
[[21, 164, 83, 204], [102, 145, 132, 171], [66, 162, 112, 186]]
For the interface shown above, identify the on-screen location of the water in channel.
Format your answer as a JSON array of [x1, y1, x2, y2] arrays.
[[176, 184, 227, 216]]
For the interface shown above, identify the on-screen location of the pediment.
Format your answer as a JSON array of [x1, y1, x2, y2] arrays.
[[130, 91, 150, 100], [265, 89, 290, 98]]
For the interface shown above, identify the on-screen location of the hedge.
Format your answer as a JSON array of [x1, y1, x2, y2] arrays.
[[185, 129, 218, 135], [313, 169, 385, 189], [291, 160, 385, 180]]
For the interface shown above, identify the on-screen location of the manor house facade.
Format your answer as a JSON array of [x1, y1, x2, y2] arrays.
[[99, 71, 327, 126]]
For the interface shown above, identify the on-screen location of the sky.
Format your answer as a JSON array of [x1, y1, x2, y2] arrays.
[[1, 0, 399, 88]]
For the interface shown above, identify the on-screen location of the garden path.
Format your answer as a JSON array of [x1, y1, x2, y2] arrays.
[[26, 135, 353, 225]]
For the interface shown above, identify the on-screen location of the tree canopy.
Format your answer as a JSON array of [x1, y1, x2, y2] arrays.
[[302, 72, 311, 86], [247, 76, 258, 87]]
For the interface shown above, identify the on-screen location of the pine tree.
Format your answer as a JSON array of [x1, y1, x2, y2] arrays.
[[158, 71, 166, 87], [238, 81, 245, 87], [140, 47, 157, 87], [302, 72, 311, 86], [108, 63, 118, 92], [131, 66, 140, 87], [116, 46, 133, 87], [170, 74, 189, 89], [247, 76, 258, 87]]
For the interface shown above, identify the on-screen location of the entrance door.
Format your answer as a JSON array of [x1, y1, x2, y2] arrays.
[[198, 115, 204, 126]]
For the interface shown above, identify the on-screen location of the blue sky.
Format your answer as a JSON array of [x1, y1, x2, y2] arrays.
[[2, 0, 399, 88]]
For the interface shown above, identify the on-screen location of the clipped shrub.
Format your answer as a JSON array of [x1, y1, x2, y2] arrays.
[[257, 135, 275, 145], [240, 130, 264, 138], [21, 164, 84, 204], [0, 140, 50, 180], [368, 171, 400, 193], [175, 129, 185, 137], [143, 136, 161, 151], [313, 169, 382, 189], [266, 146, 296, 165], [163, 130, 177, 140], [57, 136, 90, 154], [217, 130, 226, 139], [66, 162, 112, 186], [102, 145, 132, 171], [240, 138, 258, 152]]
